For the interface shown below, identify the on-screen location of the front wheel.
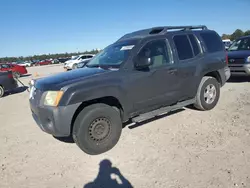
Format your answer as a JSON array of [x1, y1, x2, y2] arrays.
[[194, 76, 220, 111], [72, 103, 122, 155], [72, 64, 77, 69], [0, 86, 4, 98]]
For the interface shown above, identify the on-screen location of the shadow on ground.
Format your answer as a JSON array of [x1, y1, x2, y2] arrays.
[[84, 159, 133, 188], [53, 135, 75, 143], [227, 76, 250, 83], [21, 74, 32, 78], [4, 86, 28, 97]]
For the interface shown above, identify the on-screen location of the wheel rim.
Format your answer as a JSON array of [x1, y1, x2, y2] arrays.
[[204, 84, 216, 104], [0, 87, 3, 96], [89, 117, 111, 142]]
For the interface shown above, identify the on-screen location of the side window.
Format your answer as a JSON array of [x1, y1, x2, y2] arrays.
[[173, 35, 193, 60], [2, 64, 9, 68], [188, 34, 201, 56], [200, 32, 224, 53], [138, 39, 171, 68]]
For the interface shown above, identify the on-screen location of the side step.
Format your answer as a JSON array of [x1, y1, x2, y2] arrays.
[[132, 98, 195, 123]]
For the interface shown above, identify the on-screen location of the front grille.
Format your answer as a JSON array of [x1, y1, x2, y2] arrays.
[[228, 58, 245, 64]]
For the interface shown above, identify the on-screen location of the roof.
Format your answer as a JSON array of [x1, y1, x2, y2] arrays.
[[117, 25, 208, 42], [238, 35, 250, 40]]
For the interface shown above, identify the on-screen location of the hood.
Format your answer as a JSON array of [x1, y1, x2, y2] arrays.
[[34, 67, 111, 90], [227, 50, 250, 59], [64, 60, 75, 64]]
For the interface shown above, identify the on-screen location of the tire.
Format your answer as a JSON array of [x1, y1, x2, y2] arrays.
[[0, 85, 4, 98], [72, 64, 77, 69], [194, 76, 220, 111], [72, 103, 122, 155]]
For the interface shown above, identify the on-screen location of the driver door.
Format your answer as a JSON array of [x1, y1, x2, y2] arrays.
[[128, 39, 181, 114]]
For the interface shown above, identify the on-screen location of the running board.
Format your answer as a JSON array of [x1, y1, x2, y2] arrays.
[[132, 98, 195, 123]]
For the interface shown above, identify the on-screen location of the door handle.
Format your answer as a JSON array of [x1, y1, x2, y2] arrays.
[[167, 68, 177, 74]]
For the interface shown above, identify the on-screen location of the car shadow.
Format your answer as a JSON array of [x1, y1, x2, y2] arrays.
[[53, 135, 74, 143], [84, 159, 133, 188], [21, 74, 32, 78], [4, 86, 28, 97], [227, 76, 250, 83]]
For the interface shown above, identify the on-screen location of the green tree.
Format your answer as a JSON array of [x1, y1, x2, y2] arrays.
[[244, 30, 250, 36], [221, 34, 231, 40], [230, 29, 244, 40]]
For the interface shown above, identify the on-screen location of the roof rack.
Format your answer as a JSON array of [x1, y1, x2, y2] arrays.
[[117, 25, 208, 41]]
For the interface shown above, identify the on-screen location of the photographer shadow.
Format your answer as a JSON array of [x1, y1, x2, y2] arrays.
[[84, 159, 133, 188]]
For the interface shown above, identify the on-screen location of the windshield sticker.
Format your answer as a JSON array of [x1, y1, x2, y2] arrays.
[[120, 45, 134, 51]]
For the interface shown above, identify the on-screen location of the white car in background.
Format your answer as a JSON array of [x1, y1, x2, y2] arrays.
[[16, 61, 32, 67], [64, 54, 95, 70]]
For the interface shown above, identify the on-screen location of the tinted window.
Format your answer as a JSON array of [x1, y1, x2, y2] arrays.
[[228, 37, 250, 51], [200, 32, 223, 53], [138, 40, 172, 68], [189, 34, 200, 56], [1, 64, 10, 68], [173, 35, 193, 60]]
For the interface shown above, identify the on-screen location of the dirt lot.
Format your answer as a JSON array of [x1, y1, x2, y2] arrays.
[[0, 64, 250, 188]]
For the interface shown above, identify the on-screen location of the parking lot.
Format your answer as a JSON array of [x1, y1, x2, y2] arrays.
[[0, 64, 250, 188]]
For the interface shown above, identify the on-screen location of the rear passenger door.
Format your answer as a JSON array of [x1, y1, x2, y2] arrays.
[[172, 34, 203, 99]]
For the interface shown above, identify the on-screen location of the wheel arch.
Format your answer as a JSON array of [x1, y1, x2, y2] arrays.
[[204, 71, 222, 86]]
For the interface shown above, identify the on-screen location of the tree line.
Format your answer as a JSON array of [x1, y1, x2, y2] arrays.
[[221, 29, 250, 41], [0, 49, 100, 63]]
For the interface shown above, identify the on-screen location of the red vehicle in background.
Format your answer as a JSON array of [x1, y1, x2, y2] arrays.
[[0, 63, 28, 78], [35, 60, 52, 66]]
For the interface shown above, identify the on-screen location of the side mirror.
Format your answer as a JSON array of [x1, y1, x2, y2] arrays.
[[135, 57, 153, 69]]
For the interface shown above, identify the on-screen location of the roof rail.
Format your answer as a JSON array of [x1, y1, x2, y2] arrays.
[[162, 25, 207, 31], [117, 25, 208, 41]]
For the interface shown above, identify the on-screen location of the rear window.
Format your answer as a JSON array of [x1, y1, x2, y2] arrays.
[[200, 32, 224, 53], [173, 35, 193, 60]]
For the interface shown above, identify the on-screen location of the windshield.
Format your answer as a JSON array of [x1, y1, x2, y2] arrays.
[[86, 42, 135, 68], [71, 56, 79, 60], [228, 37, 250, 51]]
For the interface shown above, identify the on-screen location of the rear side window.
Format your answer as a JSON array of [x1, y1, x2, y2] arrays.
[[200, 32, 224, 53], [173, 35, 193, 60], [189, 34, 201, 56]]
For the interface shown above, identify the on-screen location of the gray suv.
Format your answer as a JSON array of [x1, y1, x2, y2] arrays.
[[29, 25, 230, 155]]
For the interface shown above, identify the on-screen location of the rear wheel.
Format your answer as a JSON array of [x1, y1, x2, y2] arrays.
[[72, 103, 122, 155], [194, 76, 220, 111], [0, 86, 4, 98]]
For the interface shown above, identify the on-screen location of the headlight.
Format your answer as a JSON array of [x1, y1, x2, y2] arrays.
[[246, 56, 250, 63], [44, 91, 64, 106]]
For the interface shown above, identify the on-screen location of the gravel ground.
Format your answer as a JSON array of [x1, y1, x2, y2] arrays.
[[0, 65, 250, 188]]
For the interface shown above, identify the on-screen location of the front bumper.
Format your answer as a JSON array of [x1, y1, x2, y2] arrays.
[[228, 64, 250, 76], [29, 98, 80, 137]]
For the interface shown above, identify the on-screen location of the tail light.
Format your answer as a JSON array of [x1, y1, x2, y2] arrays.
[[225, 50, 228, 64]]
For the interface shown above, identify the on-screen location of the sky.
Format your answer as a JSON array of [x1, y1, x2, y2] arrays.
[[0, 0, 249, 57]]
